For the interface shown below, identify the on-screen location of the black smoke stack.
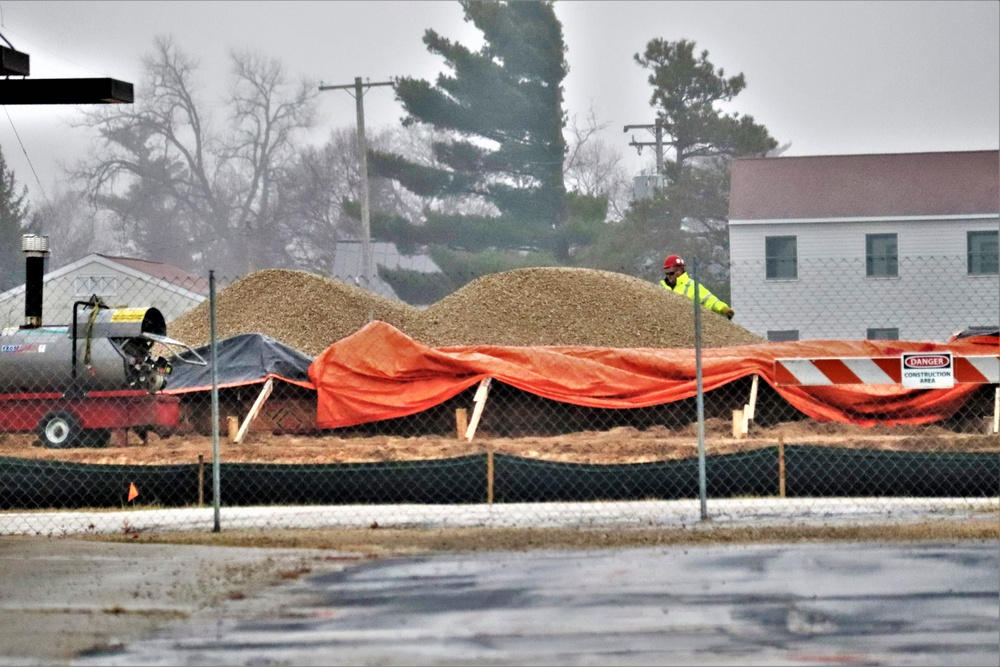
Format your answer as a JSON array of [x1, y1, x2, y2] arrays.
[[22, 234, 49, 329]]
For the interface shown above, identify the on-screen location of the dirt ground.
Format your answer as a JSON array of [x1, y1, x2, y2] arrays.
[[90, 521, 1000, 554], [1, 417, 996, 466]]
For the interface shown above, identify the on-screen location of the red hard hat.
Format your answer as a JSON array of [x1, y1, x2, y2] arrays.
[[663, 254, 684, 270]]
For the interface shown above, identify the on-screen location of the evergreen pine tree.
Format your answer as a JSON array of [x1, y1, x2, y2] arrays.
[[370, 0, 570, 297], [0, 147, 30, 291]]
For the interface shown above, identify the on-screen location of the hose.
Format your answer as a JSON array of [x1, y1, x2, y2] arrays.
[[82, 295, 106, 368]]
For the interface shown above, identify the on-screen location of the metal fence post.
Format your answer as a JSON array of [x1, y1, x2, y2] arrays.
[[693, 258, 708, 520], [209, 270, 221, 532]]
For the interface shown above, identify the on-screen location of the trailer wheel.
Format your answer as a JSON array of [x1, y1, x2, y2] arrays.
[[37, 411, 81, 449]]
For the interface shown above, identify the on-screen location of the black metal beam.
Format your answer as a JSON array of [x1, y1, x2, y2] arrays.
[[0, 45, 30, 76], [0, 78, 133, 105]]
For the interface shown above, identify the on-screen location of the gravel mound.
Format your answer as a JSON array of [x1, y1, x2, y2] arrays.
[[166, 269, 418, 356], [167, 267, 763, 355], [410, 267, 763, 348]]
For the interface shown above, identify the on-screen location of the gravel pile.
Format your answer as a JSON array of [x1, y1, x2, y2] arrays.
[[409, 267, 763, 348], [167, 266, 763, 355], [166, 269, 418, 356]]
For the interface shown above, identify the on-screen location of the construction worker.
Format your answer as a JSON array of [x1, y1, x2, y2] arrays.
[[661, 254, 735, 320]]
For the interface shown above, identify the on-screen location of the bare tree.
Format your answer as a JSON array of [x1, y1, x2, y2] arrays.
[[563, 106, 630, 221], [28, 189, 115, 268], [72, 36, 317, 276], [275, 127, 364, 275]]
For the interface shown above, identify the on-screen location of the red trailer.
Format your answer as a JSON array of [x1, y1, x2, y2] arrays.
[[0, 390, 180, 448]]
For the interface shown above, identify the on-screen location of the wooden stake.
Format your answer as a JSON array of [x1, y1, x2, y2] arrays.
[[742, 374, 759, 435], [227, 416, 239, 442], [455, 408, 468, 440], [993, 386, 999, 434], [732, 409, 744, 439], [778, 434, 786, 498], [235, 378, 273, 444], [747, 374, 759, 421], [465, 378, 492, 442]]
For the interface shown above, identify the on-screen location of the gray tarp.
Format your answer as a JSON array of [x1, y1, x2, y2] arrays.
[[162, 333, 314, 393]]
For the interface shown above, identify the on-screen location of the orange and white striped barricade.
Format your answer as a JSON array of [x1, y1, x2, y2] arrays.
[[774, 354, 999, 432]]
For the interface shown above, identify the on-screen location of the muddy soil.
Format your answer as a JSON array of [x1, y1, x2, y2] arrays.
[[1, 417, 996, 466]]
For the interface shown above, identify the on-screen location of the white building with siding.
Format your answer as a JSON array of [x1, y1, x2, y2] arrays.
[[0, 254, 207, 329], [728, 150, 999, 342]]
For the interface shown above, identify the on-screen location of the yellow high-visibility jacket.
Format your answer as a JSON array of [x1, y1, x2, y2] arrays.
[[660, 272, 731, 315]]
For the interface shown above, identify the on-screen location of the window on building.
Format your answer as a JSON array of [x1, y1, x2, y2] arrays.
[[968, 230, 999, 275], [74, 275, 118, 297], [767, 329, 799, 342], [765, 236, 797, 279], [865, 233, 898, 277], [866, 327, 899, 340]]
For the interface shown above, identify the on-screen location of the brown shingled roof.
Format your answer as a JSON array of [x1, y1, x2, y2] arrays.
[[97, 255, 209, 295], [729, 150, 999, 220]]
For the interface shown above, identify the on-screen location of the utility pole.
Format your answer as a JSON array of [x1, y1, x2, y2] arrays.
[[319, 77, 394, 288], [623, 119, 664, 174]]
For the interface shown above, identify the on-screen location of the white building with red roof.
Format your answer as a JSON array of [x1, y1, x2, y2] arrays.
[[728, 150, 999, 342], [0, 253, 207, 329]]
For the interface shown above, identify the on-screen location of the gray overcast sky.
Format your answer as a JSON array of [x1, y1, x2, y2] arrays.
[[1, 0, 997, 207]]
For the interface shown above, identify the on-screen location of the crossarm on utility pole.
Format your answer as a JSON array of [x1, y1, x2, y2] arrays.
[[623, 119, 664, 173]]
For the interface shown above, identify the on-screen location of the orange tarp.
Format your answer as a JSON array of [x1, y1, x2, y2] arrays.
[[309, 321, 997, 429]]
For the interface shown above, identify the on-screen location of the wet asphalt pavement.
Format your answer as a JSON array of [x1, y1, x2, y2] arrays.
[[78, 540, 1000, 666]]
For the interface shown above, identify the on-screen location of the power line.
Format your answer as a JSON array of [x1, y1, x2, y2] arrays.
[[0, 29, 48, 203], [3, 106, 48, 203]]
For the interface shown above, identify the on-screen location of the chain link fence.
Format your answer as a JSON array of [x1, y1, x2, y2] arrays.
[[1, 253, 997, 536]]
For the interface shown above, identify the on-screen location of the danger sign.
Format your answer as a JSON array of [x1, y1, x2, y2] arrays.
[[901, 352, 954, 389]]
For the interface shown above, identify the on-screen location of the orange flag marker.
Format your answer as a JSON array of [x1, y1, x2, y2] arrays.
[[127, 483, 139, 502]]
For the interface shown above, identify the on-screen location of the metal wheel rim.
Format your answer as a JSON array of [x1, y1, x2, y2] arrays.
[[44, 420, 71, 445]]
